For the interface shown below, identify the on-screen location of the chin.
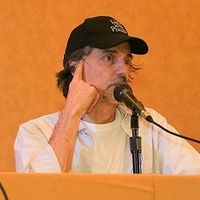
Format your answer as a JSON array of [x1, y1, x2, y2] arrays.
[[102, 94, 118, 105]]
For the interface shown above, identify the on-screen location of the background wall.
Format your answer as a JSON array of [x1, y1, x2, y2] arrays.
[[1, 0, 200, 171]]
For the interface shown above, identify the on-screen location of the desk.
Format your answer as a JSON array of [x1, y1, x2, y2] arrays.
[[0, 173, 199, 200]]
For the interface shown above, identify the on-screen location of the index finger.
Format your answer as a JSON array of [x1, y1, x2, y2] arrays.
[[73, 60, 84, 81]]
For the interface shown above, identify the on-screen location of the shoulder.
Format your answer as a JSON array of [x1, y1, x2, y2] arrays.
[[145, 107, 167, 124], [20, 112, 60, 127], [117, 105, 167, 124], [117, 105, 170, 137], [17, 112, 60, 140]]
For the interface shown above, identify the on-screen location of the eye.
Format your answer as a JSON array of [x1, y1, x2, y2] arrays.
[[102, 54, 115, 64], [125, 55, 133, 66], [125, 58, 131, 65]]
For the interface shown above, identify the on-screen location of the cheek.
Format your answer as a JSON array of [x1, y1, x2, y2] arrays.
[[83, 66, 97, 83], [84, 68, 112, 89]]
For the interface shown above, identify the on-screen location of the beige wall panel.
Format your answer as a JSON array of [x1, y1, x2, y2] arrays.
[[0, 0, 200, 171]]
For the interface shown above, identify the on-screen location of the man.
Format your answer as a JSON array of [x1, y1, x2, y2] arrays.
[[14, 16, 200, 174]]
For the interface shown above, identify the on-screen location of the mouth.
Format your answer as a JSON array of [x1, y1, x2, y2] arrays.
[[105, 79, 128, 91]]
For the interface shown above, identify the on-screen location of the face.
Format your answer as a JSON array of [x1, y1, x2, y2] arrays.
[[82, 42, 132, 104]]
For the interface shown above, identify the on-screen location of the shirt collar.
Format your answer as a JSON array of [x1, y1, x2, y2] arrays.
[[78, 105, 132, 137]]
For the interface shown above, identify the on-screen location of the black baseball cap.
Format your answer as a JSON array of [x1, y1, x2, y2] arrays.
[[64, 16, 148, 58]]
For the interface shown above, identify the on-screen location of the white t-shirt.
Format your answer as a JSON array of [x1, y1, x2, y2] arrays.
[[14, 106, 200, 174]]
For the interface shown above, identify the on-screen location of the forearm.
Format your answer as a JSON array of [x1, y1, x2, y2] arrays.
[[49, 108, 81, 172]]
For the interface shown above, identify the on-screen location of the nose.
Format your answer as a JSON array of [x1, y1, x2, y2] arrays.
[[115, 60, 129, 77]]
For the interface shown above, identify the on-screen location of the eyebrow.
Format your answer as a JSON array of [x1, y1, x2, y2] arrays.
[[101, 49, 133, 59]]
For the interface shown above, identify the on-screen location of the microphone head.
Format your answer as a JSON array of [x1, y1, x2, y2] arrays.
[[113, 83, 152, 122], [113, 83, 133, 102]]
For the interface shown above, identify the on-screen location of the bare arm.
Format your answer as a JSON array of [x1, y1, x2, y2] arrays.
[[49, 61, 99, 172]]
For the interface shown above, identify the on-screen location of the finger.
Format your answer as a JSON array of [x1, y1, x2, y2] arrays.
[[73, 60, 84, 81]]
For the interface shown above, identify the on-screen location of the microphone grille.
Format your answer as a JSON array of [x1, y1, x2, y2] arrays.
[[113, 83, 133, 102]]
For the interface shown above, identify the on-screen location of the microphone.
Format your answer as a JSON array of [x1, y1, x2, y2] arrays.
[[114, 83, 200, 143], [113, 83, 153, 122]]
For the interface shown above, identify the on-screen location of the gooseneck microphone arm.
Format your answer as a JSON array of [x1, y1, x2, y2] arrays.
[[113, 83, 200, 144]]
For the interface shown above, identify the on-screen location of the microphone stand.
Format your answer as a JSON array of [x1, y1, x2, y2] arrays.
[[130, 111, 142, 174]]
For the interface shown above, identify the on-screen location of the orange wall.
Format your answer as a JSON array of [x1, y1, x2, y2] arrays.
[[0, 0, 200, 171]]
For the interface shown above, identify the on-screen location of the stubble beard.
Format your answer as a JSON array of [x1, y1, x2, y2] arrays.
[[101, 76, 128, 105]]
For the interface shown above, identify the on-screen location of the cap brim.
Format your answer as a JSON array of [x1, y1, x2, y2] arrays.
[[88, 33, 148, 55]]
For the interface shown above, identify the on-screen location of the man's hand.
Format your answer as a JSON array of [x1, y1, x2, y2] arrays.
[[65, 60, 100, 117]]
